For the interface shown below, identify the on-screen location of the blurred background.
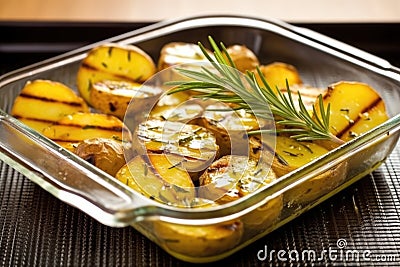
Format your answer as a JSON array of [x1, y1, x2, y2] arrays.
[[0, 0, 399, 22], [1, 0, 399, 73]]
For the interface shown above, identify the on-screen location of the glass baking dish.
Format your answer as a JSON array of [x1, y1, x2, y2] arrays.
[[1, 15, 400, 263]]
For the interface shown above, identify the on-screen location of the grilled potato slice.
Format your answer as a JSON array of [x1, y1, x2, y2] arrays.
[[41, 112, 131, 144], [250, 135, 347, 204], [11, 79, 89, 132], [89, 80, 163, 119], [199, 155, 283, 231], [134, 119, 219, 179], [314, 81, 388, 139], [77, 43, 156, 104], [255, 62, 302, 91], [340, 100, 388, 141], [115, 153, 195, 205]]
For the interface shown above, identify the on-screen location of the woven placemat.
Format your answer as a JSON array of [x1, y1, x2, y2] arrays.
[[1, 144, 400, 266]]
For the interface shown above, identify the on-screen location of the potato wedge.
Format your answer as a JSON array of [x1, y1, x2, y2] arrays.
[[314, 81, 385, 138], [134, 119, 219, 178], [77, 43, 156, 104], [224, 45, 259, 73], [254, 62, 302, 91], [115, 153, 195, 206], [11, 79, 89, 133], [42, 112, 131, 143], [89, 80, 163, 119]]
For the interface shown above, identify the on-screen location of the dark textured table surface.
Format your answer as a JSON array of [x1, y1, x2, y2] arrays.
[[1, 22, 400, 266]]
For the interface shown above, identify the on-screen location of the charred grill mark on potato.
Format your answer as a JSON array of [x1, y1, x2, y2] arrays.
[[80, 63, 138, 81], [337, 98, 383, 138], [18, 93, 85, 107], [13, 115, 54, 124]]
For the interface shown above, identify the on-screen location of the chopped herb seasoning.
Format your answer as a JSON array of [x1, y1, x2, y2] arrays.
[[143, 163, 148, 176], [107, 46, 113, 57], [299, 143, 313, 154], [349, 131, 358, 138], [283, 150, 303, 157], [253, 168, 263, 176], [168, 160, 184, 169]]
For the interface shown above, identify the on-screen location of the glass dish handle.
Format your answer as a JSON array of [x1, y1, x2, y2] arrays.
[[0, 113, 152, 227]]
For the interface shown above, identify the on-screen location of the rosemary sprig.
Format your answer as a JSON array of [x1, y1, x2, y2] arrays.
[[167, 36, 344, 147]]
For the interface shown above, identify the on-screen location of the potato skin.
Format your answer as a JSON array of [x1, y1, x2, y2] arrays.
[[225, 45, 259, 73], [74, 138, 126, 176]]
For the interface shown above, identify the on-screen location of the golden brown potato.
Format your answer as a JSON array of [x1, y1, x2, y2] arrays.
[[74, 138, 126, 176], [224, 45, 259, 73], [11, 79, 89, 133], [118, 155, 243, 258], [255, 62, 302, 91], [89, 80, 163, 119], [134, 119, 219, 178], [41, 112, 131, 144], [77, 43, 156, 104], [314, 81, 388, 140], [115, 153, 195, 206], [340, 100, 388, 141]]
